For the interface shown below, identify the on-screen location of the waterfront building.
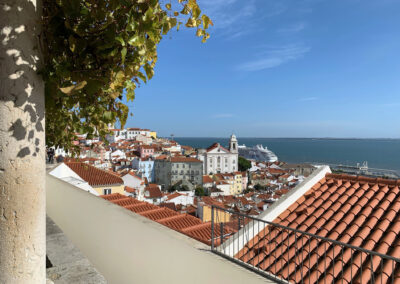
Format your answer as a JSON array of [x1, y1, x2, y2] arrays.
[[197, 134, 239, 175]]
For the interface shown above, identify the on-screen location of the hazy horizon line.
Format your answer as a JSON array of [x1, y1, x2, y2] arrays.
[[165, 136, 400, 140]]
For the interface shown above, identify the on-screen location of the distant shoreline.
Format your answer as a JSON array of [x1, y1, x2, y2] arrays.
[[173, 137, 400, 171], [169, 137, 400, 140]]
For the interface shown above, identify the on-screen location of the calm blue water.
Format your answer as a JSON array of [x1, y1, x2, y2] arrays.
[[174, 138, 400, 171]]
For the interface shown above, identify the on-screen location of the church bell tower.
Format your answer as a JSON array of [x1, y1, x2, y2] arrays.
[[229, 134, 238, 154]]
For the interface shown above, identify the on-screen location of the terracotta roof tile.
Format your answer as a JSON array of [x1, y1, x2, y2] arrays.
[[165, 192, 182, 201], [159, 202, 177, 211], [206, 143, 230, 153], [100, 193, 125, 201], [139, 207, 178, 221], [100, 194, 223, 245], [144, 185, 162, 198], [170, 157, 202, 163], [182, 222, 235, 246], [111, 197, 141, 207], [124, 186, 135, 193], [158, 214, 202, 231], [203, 175, 214, 184], [66, 162, 123, 186], [236, 173, 400, 283]]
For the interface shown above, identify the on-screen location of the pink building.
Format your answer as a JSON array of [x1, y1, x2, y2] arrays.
[[139, 145, 154, 158]]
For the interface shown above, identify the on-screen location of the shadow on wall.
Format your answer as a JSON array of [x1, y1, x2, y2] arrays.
[[1, 0, 45, 159]]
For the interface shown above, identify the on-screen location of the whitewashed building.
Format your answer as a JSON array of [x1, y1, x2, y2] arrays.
[[49, 163, 98, 195], [197, 134, 239, 175]]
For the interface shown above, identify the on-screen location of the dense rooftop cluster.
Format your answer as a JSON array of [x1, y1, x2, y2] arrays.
[[100, 193, 235, 245]]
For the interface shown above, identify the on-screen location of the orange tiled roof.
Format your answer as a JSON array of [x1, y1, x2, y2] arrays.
[[144, 184, 162, 198], [100, 193, 235, 245], [124, 186, 136, 193], [203, 175, 214, 184], [206, 143, 230, 153], [236, 173, 400, 283], [170, 157, 202, 163], [65, 162, 123, 186], [166, 192, 182, 201]]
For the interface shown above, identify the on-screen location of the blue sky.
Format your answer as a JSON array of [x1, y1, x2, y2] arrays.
[[124, 0, 400, 138]]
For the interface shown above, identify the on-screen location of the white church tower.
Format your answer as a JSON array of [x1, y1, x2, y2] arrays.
[[229, 134, 238, 154]]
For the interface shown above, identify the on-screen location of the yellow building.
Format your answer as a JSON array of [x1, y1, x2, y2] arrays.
[[231, 172, 243, 195], [150, 131, 157, 139], [92, 184, 125, 196], [198, 197, 231, 223]]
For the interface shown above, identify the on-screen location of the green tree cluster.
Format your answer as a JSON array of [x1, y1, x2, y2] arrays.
[[168, 183, 190, 192], [195, 186, 206, 196], [238, 156, 251, 172], [42, 0, 212, 152]]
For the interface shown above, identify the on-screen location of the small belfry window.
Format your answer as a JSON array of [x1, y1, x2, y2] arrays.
[[103, 188, 112, 195]]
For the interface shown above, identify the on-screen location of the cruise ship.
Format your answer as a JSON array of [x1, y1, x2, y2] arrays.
[[238, 144, 278, 162]]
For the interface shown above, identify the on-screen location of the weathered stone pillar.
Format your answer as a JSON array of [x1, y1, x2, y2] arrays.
[[0, 0, 45, 283]]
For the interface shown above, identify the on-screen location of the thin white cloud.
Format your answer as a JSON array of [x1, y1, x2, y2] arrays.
[[202, 0, 256, 30], [278, 22, 307, 33], [198, 0, 286, 40], [212, 113, 234, 118], [237, 44, 311, 71]]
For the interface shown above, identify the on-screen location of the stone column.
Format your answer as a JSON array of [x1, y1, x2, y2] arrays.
[[0, 0, 45, 283]]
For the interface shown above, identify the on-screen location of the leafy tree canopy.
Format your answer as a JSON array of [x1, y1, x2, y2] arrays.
[[42, 0, 212, 152], [238, 156, 251, 172], [195, 186, 205, 196]]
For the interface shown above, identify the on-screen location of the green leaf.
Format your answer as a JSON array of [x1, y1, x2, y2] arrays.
[[103, 111, 113, 120], [143, 64, 154, 80], [115, 36, 125, 46], [137, 71, 147, 83], [121, 47, 127, 64], [128, 35, 143, 46]]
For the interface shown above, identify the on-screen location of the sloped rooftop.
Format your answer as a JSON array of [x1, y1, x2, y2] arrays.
[[236, 173, 400, 283], [101, 193, 235, 245], [65, 162, 123, 186]]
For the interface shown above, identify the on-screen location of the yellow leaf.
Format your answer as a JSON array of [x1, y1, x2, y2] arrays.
[[60, 81, 87, 94]]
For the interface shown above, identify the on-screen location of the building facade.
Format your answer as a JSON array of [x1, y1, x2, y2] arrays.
[[131, 157, 155, 182], [198, 134, 239, 175], [154, 157, 203, 190]]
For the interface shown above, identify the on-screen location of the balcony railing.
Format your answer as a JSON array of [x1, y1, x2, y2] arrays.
[[210, 205, 400, 284]]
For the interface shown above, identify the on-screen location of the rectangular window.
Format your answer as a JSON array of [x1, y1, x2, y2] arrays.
[[103, 188, 112, 195]]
